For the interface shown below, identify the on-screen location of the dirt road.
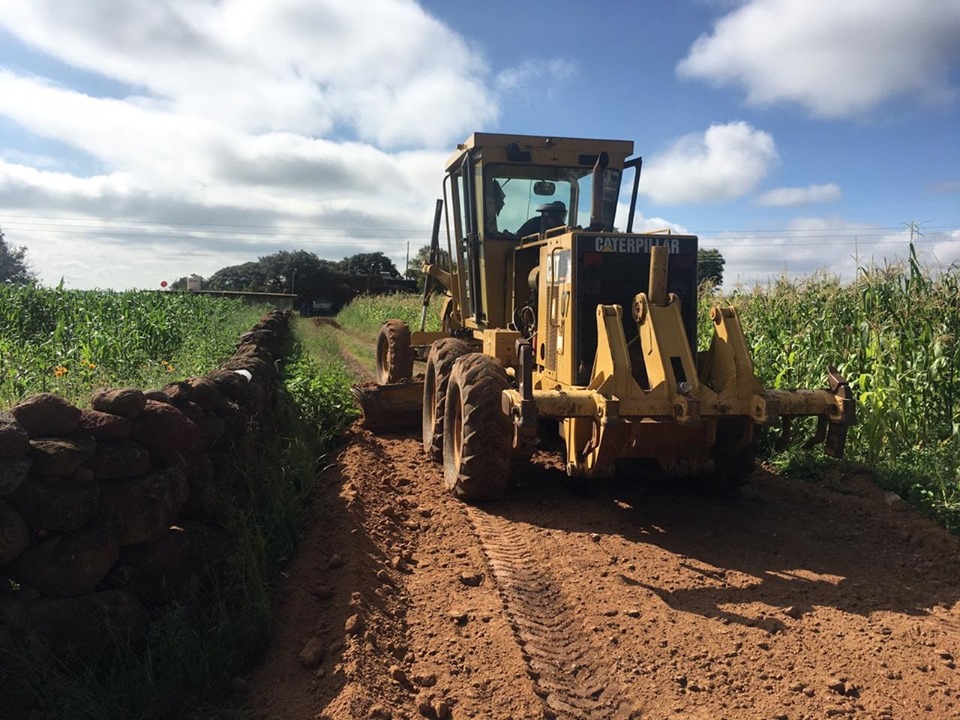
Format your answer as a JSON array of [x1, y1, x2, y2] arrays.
[[246, 416, 960, 720]]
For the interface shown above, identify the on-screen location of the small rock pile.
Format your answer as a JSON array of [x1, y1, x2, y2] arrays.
[[0, 309, 290, 651]]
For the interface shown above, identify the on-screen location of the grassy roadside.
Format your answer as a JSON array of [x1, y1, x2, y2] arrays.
[[1, 319, 358, 720]]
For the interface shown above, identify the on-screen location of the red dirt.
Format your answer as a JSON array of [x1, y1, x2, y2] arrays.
[[246, 426, 960, 720]]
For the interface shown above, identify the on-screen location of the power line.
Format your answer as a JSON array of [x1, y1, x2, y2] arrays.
[[1, 217, 955, 249], [1, 213, 956, 236]]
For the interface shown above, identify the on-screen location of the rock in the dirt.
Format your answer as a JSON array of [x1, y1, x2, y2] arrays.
[[432, 698, 451, 720], [0, 412, 30, 460], [448, 609, 468, 626], [389, 664, 411, 685], [328, 553, 346, 569], [10, 393, 82, 437], [413, 672, 438, 688], [0, 500, 29, 564], [459, 571, 483, 587], [827, 680, 860, 697], [784, 605, 803, 619], [416, 693, 436, 719], [367, 705, 392, 720], [299, 637, 326, 669], [91, 388, 147, 419], [345, 613, 363, 636], [312, 585, 334, 600]]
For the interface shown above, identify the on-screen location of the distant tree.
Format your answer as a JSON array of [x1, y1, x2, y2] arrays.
[[206, 261, 268, 292], [698, 248, 725, 288], [404, 244, 452, 292], [169, 276, 189, 291], [338, 252, 400, 278], [256, 250, 344, 299], [0, 227, 36, 285]]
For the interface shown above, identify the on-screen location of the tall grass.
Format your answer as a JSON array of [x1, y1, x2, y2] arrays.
[[286, 317, 359, 438], [0, 286, 266, 407], [335, 292, 441, 337]]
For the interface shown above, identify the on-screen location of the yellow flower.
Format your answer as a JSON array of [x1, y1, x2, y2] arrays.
[[53, 365, 68, 378]]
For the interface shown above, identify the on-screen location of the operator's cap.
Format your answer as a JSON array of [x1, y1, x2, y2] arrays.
[[537, 200, 566, 215]]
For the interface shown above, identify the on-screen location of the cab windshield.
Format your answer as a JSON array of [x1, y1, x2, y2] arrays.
[[483, 163, 622, 238]]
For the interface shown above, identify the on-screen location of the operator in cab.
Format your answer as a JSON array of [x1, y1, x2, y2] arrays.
[[516, 201, 567, 238]]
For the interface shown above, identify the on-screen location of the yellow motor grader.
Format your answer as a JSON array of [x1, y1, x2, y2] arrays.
[[352, 133, 855, 500]]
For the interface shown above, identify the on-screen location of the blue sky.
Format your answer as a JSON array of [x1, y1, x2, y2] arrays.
[[0, 0, 957, 290]]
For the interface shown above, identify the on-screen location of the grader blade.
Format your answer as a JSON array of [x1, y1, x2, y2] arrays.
[[350, 381, 423, 432]]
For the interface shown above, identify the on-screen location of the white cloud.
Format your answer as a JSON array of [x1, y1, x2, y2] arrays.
[[929, 180, 960, 194], [677, 0, 960, 119], [0, 1, 589, 289], [641, 121, 778, 204], [0, 0, 496, 148], [755, 183, 841, 207], [708, 217, 960, 288], [496, 59, 577, 98], [929, 229, 960, 269]]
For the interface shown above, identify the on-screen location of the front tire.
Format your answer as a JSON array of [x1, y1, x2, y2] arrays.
[[375, 320, 413, 384], [442, 354, 512, 501], [422, 338, 472, 461]]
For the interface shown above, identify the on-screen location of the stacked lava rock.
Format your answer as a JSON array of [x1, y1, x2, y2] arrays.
[[0, 309, 290, 650]]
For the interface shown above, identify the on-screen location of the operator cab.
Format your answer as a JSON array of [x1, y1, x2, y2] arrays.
[[443, 134, 638, 329], [484, 157, 622, 239]]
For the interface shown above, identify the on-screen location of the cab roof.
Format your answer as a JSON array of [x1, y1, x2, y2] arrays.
[[445, 132, 635, 172]]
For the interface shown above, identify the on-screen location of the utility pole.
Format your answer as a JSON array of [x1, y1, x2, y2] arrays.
[[904, 220, 925, 244]]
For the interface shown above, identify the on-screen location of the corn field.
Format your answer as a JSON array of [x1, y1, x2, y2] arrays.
[[706, 246, 960, 522], [0, 286, 268, 408]]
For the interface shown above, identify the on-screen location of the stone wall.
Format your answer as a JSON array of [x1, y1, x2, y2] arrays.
[[0, 309, 290, 650]]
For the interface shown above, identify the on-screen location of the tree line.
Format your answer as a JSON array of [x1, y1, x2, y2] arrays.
[[0, 229, 725, 291]]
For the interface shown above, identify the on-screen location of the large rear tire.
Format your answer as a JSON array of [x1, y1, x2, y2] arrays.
[[422, 338, 472, 461], [375, 320, 414, 385], [442, 354, 512, 501]]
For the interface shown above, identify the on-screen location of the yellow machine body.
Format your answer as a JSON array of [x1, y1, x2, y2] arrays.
[[355, 133, 854, 489]]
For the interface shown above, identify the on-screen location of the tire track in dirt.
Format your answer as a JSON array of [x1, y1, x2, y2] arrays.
[[466, 506, 637, 720]]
